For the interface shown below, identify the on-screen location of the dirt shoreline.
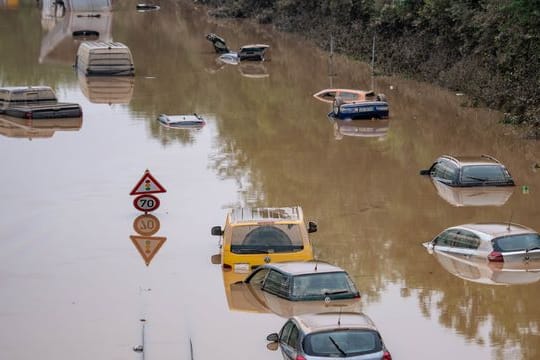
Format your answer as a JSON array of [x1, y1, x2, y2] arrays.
[[194, 0, 540, 139]]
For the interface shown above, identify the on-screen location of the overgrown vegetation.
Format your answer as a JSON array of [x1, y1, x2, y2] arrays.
[[196, 0, 540, 138]]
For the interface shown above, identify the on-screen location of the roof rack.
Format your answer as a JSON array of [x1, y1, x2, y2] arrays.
[[481, 154, 501, 163]]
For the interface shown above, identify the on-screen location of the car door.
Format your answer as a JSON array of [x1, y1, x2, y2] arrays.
[[279, 320, 301, 359]]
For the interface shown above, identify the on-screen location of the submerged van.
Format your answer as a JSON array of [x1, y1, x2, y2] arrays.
[[76, 41, 135, 76]]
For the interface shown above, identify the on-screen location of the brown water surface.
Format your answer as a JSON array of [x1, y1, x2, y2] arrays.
[[1, 1, 540, 359]]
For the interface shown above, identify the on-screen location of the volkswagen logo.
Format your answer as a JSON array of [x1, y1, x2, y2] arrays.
[[264, 256, 271, 263]]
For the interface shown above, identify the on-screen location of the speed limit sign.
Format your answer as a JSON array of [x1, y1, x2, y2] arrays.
[[133, 194, 160, 213]]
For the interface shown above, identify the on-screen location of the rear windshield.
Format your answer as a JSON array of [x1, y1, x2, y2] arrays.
[[493, 233, 540, 252], [460, 165, 512, 184], [291, 272, 357, 300], [230, 224, 304, 254], [303, 329, 382, 357]]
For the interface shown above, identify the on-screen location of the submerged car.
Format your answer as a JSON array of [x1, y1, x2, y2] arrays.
[[424, 223, 540, 263], [242, 261, 360, 301], [329, 91, 389, 120], [420, 155, 515, 187], [223, 265, 361, 317], [0, 86, 83, 119], [266, 312, 392, 360], [211, 207, 317, 272], [206, 33, 269, 61]]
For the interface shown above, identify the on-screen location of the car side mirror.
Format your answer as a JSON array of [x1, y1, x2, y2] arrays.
[[266, 333, 279, 342], [308, 221, 318, 233], [211, 226, 223, 236], [419, 169, 430, 175]]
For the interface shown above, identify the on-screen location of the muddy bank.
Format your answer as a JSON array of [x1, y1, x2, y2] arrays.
[[194, 0, 540, 138]]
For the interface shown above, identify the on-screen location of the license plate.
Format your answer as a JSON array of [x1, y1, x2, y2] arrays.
[[234, 263, 250, 273]]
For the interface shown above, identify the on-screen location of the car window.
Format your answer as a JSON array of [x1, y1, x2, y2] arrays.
[[303, 330, 382, 357], [246, 268, 269, 286], [433, 229, 460, 247], [291, 272, 357, 300], [460, 165, 511, 184], [322, 92, 336, 99], [434, 229, 480, 249], [230, 224, 305, 254], [493, 233, 540, 252], [432, 159, 458, 182], [287, 324, 300, 349], [280, 320, 294, 343], [263, 270, 290, 298]]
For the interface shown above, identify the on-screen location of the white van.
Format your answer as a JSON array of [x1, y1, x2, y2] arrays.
[[76, 41, 135, 76]]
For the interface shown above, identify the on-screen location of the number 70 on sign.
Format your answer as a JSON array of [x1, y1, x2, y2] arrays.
[[133, 194, 160, 212]]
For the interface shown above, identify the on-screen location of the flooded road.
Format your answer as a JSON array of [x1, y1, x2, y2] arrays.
[[1, 1, 540, 359]]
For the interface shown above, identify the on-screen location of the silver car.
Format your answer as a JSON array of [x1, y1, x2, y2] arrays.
[[266, 312, 392, 360], [424, 223, 540, 263]]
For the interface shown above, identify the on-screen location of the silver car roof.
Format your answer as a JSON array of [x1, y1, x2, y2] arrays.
[[263, 261, 346, 276], [294, 312, 377, 334], [453, 223, 537, 239]]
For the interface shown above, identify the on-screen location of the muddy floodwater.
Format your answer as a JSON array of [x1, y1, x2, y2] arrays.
[[1, 1, 540, 359]]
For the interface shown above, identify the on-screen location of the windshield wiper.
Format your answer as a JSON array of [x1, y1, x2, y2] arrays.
[[464, 175, 489, 182], [328, 336, 347, 357], [324, 290, 349, 295]]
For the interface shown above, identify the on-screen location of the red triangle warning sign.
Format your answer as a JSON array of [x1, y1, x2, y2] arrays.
[[130, 235, 167, 266], [130, 170, 167, 195]]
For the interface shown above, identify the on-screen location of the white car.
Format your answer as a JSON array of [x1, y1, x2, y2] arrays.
[[424, 223, 540, 263]]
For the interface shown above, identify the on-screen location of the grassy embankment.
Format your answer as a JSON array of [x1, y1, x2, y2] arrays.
[[196, 0, 540, 138]]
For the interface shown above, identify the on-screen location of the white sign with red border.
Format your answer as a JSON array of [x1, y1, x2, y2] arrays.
[[130, 170, 167, 195]]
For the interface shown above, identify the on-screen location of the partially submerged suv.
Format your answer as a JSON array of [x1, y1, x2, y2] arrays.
[[420, 154, 515, 187], [211, 207, 317, 272], [424, 223, 540, 263]]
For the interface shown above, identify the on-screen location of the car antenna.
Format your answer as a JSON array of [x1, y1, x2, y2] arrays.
[[337, 307, 342, 326]]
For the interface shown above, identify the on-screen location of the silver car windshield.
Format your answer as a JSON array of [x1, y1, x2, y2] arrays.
[[303, 329, 382, 357]]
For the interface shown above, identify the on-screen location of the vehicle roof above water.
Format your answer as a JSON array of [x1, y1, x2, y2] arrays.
[[439, 154, 504, 166], [294, 312, 377, 333], [451, 223, 537, 238], [262, 261, 346, 275], [228, 206, 304, 224], [78, 41, 131, 52]]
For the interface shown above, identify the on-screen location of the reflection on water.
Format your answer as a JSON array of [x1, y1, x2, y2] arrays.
[[78, 73, 134, 104], [331, 117, 390, 140], [431, 250, 540, 285], [40, 1, 112, 65], [429, 179, 515, 207], [131, 214, 166, 266], [0, 115, 82, 139]]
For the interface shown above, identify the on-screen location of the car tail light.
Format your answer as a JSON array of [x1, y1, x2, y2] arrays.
[[488, 251, 504, 262], [25, 111, 33, 119], [295, 355, 306, 360], [222, 263, 232, 270], [382, 351, 392, 360]]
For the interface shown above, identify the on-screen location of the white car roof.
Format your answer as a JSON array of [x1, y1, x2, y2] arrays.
[[295, 312, 377, 333]]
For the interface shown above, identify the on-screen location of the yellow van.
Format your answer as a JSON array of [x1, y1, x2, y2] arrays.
[[211, 206, 317, 273]]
